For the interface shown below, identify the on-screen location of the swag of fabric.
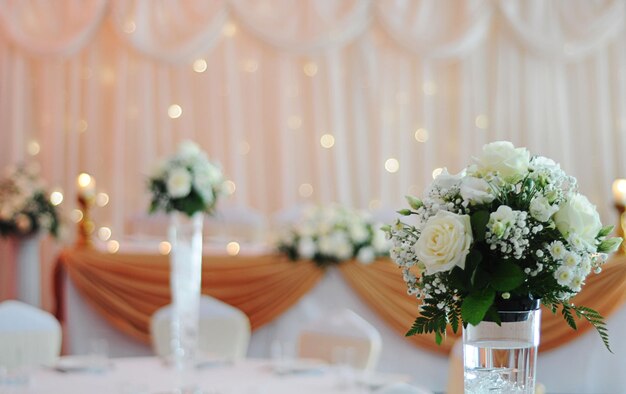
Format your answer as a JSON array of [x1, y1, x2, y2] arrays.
[[55, 248, 626, 355]]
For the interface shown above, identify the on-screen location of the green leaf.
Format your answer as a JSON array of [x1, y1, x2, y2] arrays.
[[490, 262, 524, 291], [461, 288, 495, 326], [470, 210, 490, 242], [405, 195, 423, 210], [465, 250, 483, 273], [397, 209, 413, 216], [435, 331, 443, 345], [598, 237, 623, 254], [598, 225, 615, 238], [484, 305, 502, 325], [471, 267, 490, 289]]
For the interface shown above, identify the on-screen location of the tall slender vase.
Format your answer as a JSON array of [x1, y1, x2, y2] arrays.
[[9, 234, 41, 307], [169, 211, 203, 371], [463, 299, 541, 394]]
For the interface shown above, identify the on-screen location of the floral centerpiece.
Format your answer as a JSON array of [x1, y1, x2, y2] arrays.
[[147, 140, 225, 371], [0, 163, 59, 238], [385, 141, 622, 349], [148, 140, 225, 217], [277, 204, 390, 267]]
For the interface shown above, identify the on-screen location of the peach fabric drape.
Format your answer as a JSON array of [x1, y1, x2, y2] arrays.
[[340, 255, 626, 354], [56, 248, 324, 343], [56, 249, 626, 354]]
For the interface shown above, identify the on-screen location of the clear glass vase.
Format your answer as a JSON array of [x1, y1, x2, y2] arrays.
[[169, 211, 203, 371], [463, 299, 541, 394]]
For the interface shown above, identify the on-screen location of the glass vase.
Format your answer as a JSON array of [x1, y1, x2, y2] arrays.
[[168, 211, 203, 371], [462, 298, 541, 394]]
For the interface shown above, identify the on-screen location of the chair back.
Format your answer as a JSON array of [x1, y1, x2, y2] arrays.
[[297, 308, 382, 371], [0, 300, 62, 369], [150, 295, 251, 360]]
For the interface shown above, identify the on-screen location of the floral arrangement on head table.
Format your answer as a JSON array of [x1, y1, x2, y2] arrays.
[[384, 141, 622, 349], [0, 163, 60, 238], [148, 140, 225, 217]]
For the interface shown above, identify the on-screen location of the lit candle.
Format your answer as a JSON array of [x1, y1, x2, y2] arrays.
[[77, 173, 96, 199], [612, 179, 626, 205]]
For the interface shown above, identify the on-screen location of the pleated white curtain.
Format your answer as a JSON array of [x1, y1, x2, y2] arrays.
[[0, 0, 625, 245]]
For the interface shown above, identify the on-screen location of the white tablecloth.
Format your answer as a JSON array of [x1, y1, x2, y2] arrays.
[[64, 268, 626, 393], [14, 357, 398, 394]]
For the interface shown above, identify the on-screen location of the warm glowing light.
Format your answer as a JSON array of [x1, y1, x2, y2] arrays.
[[107, 240, 120, 254], [368, 199, 381, 211], [78, 173, 92, 188], [320, 134, 335, 148], [475, 115, 489, 129], [78, 119, 88, 132], [193, 59, 207, 73], [303, 62, 318, 77], [298, 183, 313, 197], [98, 227, 112, 241], [613, 179, 626, 205], [77, 173, 96, 198], [224, 180, 236, 195], [71, 209, 84, 223], [123, 21, 136, 34], [96, 192, 109, 207], [159, 241, 172, 255], [240, 141, 251, 155], [243, 59, 259, 73], [288, 116, 302, 130], [27, 140, 40, 156], [222, 22, 237, 37], [50, 191, 64, 206], [414, 128, 429, 142], [432, 167, 444, 179], [226, 241, 240, 256], [168, 105, 182, 119], [385, 158, 400, 173], [423, 81, 437, 95]]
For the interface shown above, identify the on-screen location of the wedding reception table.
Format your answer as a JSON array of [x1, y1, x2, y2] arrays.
[[18, 356, 403, 394], [54, 244, 626, 393]]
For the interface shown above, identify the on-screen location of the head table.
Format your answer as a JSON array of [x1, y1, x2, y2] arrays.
[[17, 357, 406, 394]]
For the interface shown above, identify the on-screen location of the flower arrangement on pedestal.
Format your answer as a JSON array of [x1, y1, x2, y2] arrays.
[[385, 141, 622, 349], [148, 140, 225, 216], [0, 163, 59, 238], [277, 204, 390, 267]]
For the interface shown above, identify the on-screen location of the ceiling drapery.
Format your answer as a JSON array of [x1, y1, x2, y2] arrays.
[[0, 0, 624, 248]]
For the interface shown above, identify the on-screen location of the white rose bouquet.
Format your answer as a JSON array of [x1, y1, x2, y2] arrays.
[[148, 140, 225, 216], [385, 141, 622, 349], [277, 204, 390, 267], [0, 163, 60, 238]]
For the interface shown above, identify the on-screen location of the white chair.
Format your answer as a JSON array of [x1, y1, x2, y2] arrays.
[[150, 295, 250, 361], [0, 300, 62, 369], [296, 308, 382, 371], [374, 383, 433, 394]]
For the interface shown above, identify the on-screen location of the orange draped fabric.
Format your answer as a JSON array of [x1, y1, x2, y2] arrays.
[[56, 248, 626, 354], [56, 249, 324, 343], [339, 255, 626, 354]]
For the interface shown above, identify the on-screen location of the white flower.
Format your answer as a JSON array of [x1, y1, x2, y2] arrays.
[[488, 205, 516, 238], [427, 168, 465, 195], [357, 246, 376, 264], [177, 140, 202, 159], [460, 176, 495, 205], [414, 210, 473, 275], [554, 193, 602, 245], [549, 241, 566, 260], [529, 195, 559, 222], [349, 223, 369, 244], [372, 228, 391, 254], [471, 141, 530, 182], [555, 266, 573, 287], [569, 275, 584, 292], [166, 167, 192, 198], [563, 253, 580, 267], [297, 237, 316, 259]]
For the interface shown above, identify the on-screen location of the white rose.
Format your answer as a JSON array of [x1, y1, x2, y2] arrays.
[[166, 167, 192, 198], [357, 246, 375, 264], [529, 195, 559, 222], [177, 140, 202, 159], [427, 168, 465, 195], [488, 205, 516, 238], [414, 210, 473, 275], [297, 237, 316, 259], [460, 176, 495, 205], [372, 227, 391, 254], [472, 141, 530, 182], [554, 194, 602, 244]]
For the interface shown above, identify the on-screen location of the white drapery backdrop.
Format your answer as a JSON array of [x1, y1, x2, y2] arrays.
[[0, 0, 625, 306]]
